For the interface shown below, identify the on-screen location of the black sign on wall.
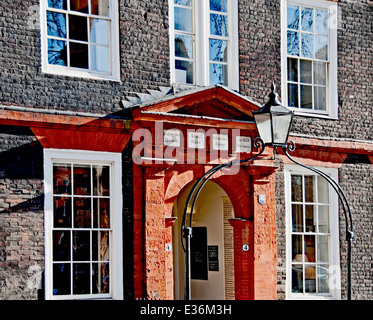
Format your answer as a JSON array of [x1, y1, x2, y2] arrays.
[[191, 227, 208, 280]]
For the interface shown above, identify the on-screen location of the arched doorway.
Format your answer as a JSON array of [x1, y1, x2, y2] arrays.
[[172, 180, 235, 300]]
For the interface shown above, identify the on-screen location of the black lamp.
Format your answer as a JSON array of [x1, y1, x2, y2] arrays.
[[253, 82, 294, 147]]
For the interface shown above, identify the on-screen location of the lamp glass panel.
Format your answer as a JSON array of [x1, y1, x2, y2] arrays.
[[272, 112, 292, 145], [253, 113, 272, 145]]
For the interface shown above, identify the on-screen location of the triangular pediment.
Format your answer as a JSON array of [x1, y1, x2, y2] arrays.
[[130, 85, 261, 127]]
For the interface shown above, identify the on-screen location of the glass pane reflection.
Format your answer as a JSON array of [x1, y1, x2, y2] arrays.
[[175, 60, 193, 84], [70, 0, 89, 13], [90, 19, 109, 45], [209, 63, 227, 86], [73, 263, 90, 294], [47, 11, 66, 38], [91, 0, 110, 16], [210, 0, 227, 12], [48, 39, 67, 66], [210, 13, 228, 37], [175, 34, 193, 59], [209, 39, 227, 62], [73, 231, 90, 261], [53, 263, 71, 295], [48, 0, 67, 10], [69, 15, 88, 41], [91, 45, 110, 73], [174, 7, 193, 32]]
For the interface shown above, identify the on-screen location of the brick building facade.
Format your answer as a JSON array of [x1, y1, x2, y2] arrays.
[[0, 0, 372, 300]]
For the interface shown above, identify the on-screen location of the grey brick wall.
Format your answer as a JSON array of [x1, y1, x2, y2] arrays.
[[0, 0, 170, 114], [0, 126, 44, 300]]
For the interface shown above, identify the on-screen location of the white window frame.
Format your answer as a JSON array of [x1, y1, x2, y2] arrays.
[[40, 0, 120, 81], [169, 0, 239, 91], [284, 164, 341, 300], [281, 0, 338, 119], [44, 149, 123, 300]]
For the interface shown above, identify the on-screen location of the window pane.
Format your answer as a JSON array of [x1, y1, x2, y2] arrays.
[[210, 14, 228, 37], [93, 198, 110, 229], [100, 231, 110, 261], [73, 231, 90, 261], [301, 7, 313, 32], [317, 176, 329, 203], [210, 0, 227, 12], [47, 11, 67, 38], [73, 263, 90, 294], [92, 231, 99, 260], [54, 197, 72, 228], [292, 265, 303, 293], [174, 0, 192, 6], [301, 33, 314, 58], [92, 263, 110, 293], [53, 164, 71, 195], [305, 266, 316, 293], [209, 63, 228, 86], [315, 9, 328, 35], [73, 165, 91, 195], [209, 39, 227, 62], [314, 86, 326, 111], [70, 0, 89, 13], [74, 198, 91, 228], [300, 59, 312, 84], [300, 85, 312, 109], [92, 231, 110, 260], [292, 204, 303, 232], [174, 7, 193, 32], [48, 0, 67, 10], [305, 176, 315, 202], [315, 35, 328, 60], [175, 60, 193, 84], [90, 19, 109, 45], [69, 15, 88, 41], [175, 34, 193, 59], [287, 58, 298, 82], [291, 175, 303, 202], [287, 4, 299, 30], [318, 205, 330, 233], [292, 234, 303, 260], [91, 0, 109, 16], [93, 165, 110, 196], [305, 205, 315, 232], [53, 263, 71, 295], [317, 265, 330, 293], [313, 62, 326, 85], [317, 235, 329, 263], [48, 39, 67, 66], [287, 83, 298, 108], [305, 235, 315, 262], [53, 231, 71, 261], [287, 31, 299, 56], [91, 45, 110, 72]]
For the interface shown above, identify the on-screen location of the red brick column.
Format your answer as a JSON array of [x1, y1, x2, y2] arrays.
[[229, 219, 254, 300], [143, 168, 167, 299], [252, 172, 277, 300]]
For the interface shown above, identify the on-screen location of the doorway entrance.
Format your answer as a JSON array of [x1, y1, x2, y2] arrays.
[[172, 180, 235, 300]]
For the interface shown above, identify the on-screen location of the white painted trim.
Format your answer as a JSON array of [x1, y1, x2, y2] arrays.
[[284, 164, 341, 300], [280, 0, 338, 118], [43, 149, 123, 300], [40, 0, 120, 81]]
